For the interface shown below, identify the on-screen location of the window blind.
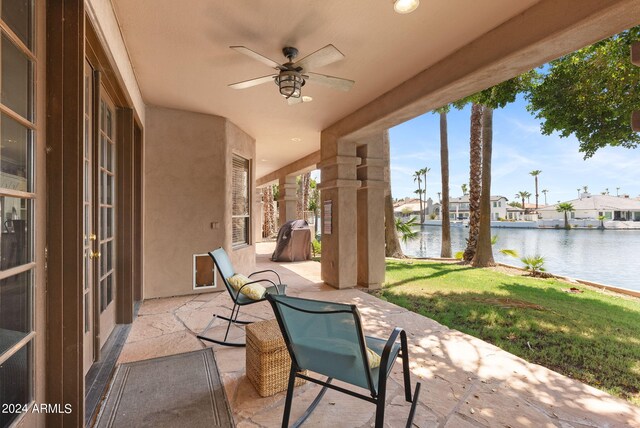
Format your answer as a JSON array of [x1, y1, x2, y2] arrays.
[[232, 155, 250, 246]]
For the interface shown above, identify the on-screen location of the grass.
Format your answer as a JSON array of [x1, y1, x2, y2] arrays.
[[381, 260, 640, 406]]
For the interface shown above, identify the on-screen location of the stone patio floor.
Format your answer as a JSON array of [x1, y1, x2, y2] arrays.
[[118, 243, 640, 427]]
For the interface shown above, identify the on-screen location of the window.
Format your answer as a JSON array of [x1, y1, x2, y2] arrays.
[[0, 2, 35, 427], [232, 155, 250, 246]]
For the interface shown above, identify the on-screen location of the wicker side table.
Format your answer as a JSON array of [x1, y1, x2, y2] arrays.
[[246, 319, 305, 397]]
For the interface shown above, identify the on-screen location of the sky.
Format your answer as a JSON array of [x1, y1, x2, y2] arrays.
[[388, 94, 640, 205]]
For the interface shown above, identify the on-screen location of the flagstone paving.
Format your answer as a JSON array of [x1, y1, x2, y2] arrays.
[[118, 243, 640, 427]]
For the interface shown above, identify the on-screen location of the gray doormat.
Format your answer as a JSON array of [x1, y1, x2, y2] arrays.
[[94, 349, 233, 428]]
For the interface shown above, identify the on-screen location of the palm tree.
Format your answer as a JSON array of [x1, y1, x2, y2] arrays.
[[529, 170, 542, 210], [461, 183, 468, 195], [516, 191, 528, 217], [422, 167, 431, 215], [577, 188, 581, 199], [472, 106, 495, 267], [616, 187, 620, 196], [262, 186, 277, 238], [297, 172, 311, 220], [605, 187, 609, 195], [582, 185, 589, 194], [463, 103, 483, 262], [525, 191, 532, 205], [556, 202, 575, 229], [541, 189, 549, 205], [437, 107, 451, 258], [413, 189, 424, 209], [383, 131, 404, 258], [413, 170, 424, 223]]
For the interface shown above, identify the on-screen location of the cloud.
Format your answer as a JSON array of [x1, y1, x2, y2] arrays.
[[503, 116, 541, 135], [390, 148, 440, 162], [390, 165, 417, 177]]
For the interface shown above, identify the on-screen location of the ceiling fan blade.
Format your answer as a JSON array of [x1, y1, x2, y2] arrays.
[[228, 74, 277, 89], [294, 44, 344, 71], [230, 46, 286, 70], [305, 72, 354, 92]]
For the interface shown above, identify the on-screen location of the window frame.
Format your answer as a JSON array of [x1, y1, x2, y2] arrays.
[[231, 154, 251, 248], [0, 1, 37, 425]]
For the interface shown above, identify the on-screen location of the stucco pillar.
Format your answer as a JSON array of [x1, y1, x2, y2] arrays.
[[356, 134, 386, 289], [255, 187, 264, 243], [278, 175, 297, 226], [318, 133, 360, 289]]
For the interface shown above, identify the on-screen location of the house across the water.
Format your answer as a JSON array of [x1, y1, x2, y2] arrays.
[[538, 194, 640, 221]]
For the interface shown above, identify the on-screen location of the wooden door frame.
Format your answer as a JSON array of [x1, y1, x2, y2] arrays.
[[46, 2, 144, 423], [133, 123, 144, 303], [46, 0, 85, 425], [116, 107, 135, 324]]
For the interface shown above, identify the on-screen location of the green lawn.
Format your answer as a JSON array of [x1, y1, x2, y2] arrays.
[[381, 260, 640, 406]]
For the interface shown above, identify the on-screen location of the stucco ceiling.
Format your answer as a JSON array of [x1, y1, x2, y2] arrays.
[[111, 0, 539, 178]]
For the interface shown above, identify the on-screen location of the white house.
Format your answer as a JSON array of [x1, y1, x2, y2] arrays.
[[506, 203, 542, 221], [449, 195, 508, 220], [394, 197, 439, 219], [538, 194, 640, 221]]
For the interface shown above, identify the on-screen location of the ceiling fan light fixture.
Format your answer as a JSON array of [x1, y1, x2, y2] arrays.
[[393, 0, 419, 14], [275, 70, 304, 98]]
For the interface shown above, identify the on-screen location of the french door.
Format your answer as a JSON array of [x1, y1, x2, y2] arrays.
[[83, 60, 117, 374]]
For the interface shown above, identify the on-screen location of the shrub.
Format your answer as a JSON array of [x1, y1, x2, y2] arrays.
[[395, 216, 419, 242], [499, 249, 519, 258], [520, 255, 546, 277], [311, 239, 322, 257]]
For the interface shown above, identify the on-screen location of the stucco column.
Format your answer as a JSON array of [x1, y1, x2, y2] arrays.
[[318, 133, 360, 289], [278, 175, 298, 226], [255, 187, 264, 243], [356, 134, 386, 289]]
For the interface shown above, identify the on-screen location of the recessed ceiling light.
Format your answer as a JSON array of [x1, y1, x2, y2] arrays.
[[302, 96, 313, 102], [291, 137, 302, 142], [394, 0, 419, 14], [261, 159, 268, 162]]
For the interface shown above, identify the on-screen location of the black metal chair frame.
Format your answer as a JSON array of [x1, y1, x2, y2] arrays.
[[197, 248, 285, 347], [266, 294, 421, 428]]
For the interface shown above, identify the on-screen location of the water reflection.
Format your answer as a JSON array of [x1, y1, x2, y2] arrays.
[[401, 226, 640, 291]]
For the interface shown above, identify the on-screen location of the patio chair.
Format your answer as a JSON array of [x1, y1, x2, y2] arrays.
[[197, 247, 285, 347], [266, 294, 421, 428]]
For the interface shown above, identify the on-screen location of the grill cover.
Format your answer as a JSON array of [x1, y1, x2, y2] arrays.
[[271, 220, 311, 262]]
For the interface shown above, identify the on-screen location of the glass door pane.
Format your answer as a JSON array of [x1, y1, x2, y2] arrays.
[[83, 59, 94, 375], [98, 90, 116, 348]]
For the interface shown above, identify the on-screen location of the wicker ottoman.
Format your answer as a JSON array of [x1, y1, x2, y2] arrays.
[[246, 319, 305, 397]]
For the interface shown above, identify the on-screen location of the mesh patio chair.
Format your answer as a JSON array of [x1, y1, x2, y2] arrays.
[[197, 247, 286, 347], [266, 294, 421, 428]]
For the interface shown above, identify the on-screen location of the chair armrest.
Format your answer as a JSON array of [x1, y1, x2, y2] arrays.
[[380, 328, 404, 370], [249, 269, 282, 285]]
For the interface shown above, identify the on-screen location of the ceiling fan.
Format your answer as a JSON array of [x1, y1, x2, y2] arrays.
[[228, 44, 354, 104]]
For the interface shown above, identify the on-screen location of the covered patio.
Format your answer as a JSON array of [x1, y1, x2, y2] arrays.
[[116, 243, 640, 427], [8, 1, 636, 426]]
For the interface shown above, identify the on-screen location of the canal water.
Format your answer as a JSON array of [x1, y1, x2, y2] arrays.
[[401, 226, 640, 292]]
